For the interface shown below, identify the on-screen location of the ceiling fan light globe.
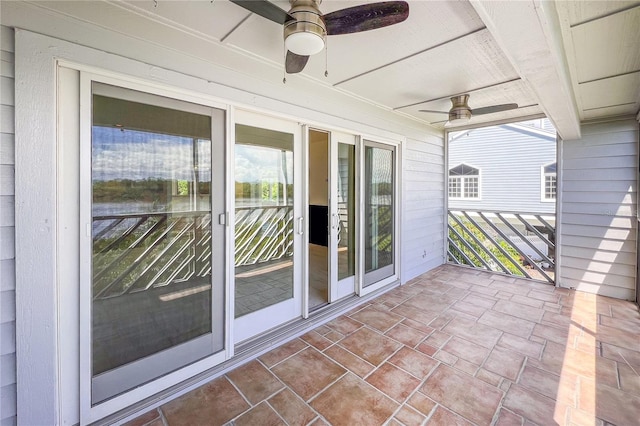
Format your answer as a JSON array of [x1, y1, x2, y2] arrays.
[[285, 31, 325, 56]]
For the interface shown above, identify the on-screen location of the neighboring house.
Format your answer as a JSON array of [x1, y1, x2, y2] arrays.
[[447, 119, 557, 265], [0, 2, 638, 426], [448, 119, 557, 214]]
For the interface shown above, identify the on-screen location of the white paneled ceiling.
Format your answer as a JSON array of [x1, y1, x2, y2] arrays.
[[26, 0, 640, 135], [556, 1, 640, 122]]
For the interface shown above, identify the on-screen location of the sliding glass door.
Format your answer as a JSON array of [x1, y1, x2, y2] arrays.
[[86, 82, 226, 404], [362, 141, 396, 289], [233, 111, 303, 343]]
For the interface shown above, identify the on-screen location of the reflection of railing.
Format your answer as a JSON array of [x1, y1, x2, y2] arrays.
[[366, 204, 393, 269], [93, 211, 211, 300], [448, 209, 555, 283], [234, 205, 293, 265], [92, 206, 294, 300]]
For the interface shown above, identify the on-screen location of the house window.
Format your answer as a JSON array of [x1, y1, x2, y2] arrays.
[[542, 162, 557, 201], [449, 164, 480, 199]]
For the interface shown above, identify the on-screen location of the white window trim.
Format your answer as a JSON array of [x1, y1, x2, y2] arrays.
[[541, 163, 557, 202], [448, 163, 481, 201]]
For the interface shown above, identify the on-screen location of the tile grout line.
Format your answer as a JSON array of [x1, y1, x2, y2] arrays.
[[245, 356, 326, 426], [325, 339, 377, 372], [261, 338, 311, 369], [263, 399, 291, 426], [383, 355, 442, 426], [224, 374, 254, 408]]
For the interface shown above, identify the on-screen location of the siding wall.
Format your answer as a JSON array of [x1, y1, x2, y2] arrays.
[[559, 119, 639, 300], [0, 25, 16, 426], [402, 136, 445, 280], [448, 123, 556, 213]]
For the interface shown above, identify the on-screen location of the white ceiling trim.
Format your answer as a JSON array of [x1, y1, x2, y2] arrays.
[[470, 0, 581, 140]]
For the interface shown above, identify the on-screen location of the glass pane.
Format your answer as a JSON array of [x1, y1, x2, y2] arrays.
[[364, 145, 394, 283], [337, 143, 355, 280], [91, 90, 214, 377], [235, 124, 294, 317], [545, 175, 557, 199], [449, 177, 461, 198], [464, 177, 478, 198]]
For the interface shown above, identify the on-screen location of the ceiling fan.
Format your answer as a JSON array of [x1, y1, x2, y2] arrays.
[[229, 0, 410, 74], [420, 94, 518, 126]]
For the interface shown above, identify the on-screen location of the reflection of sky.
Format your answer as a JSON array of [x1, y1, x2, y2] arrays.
[[92, 126, 211, 181], [369, 147, 393, 184], [235, 145, 293, 183]]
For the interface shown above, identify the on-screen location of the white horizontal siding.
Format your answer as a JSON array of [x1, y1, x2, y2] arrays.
[[401, 135, 445, 282], [0, 25, 15, 426], [448, 122, 557, 213], [558, 119, 639, 300], [561, 213, 635, 228], [562, 179, 636, 193], [562, 245, 637, 265]]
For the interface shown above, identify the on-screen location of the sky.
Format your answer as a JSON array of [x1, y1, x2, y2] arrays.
[[92, 126, 209, 182], [92, 126, 293, 184]]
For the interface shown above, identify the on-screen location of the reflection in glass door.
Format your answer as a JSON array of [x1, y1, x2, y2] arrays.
[[233, 115, 302, 343], [330, 135, 357, 301], [363, 142, 395, 287], [88, 83, 225, 404]]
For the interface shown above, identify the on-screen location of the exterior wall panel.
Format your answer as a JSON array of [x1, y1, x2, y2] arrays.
[[558, 120, 639, 300], [448, 123, 556, 213], [401, 136, 445, 282], [0, 24, 16, 426]]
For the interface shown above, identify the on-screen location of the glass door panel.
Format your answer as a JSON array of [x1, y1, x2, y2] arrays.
[[337, 143, 356, 281], [363, 142, 395, 288], [234, 124, 294, 317], [329, 132, 357, 302], [89, 83, 225, 404], [233, 113, 302, 343]]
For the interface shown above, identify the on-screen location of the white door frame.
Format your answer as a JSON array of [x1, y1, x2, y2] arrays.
[[232, 110, 304, 343], [358, 138, 401, 296], [74, 71, 231, 424]]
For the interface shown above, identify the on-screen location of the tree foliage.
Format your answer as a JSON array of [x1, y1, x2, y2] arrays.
[[448, 217, 524, 276]]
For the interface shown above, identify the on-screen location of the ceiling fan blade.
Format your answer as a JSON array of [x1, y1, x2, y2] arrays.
[[419, 109, 448, 114], [324, 1, 409, 36], [228, 0, 293, 24], [285, 51, 310, 74], [471, 103, 518, 116]]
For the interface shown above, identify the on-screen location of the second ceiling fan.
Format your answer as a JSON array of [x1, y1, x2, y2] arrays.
[[420, 94, 519, 126], [229, 0, 410, 73]]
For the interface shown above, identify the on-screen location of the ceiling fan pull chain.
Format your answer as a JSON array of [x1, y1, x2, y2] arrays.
[[324, 42, 328, 77], [282, 44, 287, 84]]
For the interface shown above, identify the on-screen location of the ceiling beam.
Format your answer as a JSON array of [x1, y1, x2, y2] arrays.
[[470, 0, 581, 140]]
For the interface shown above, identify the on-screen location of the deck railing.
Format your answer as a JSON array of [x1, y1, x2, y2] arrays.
[[92, 205, 293, 299], [448, 209, 555, 283]]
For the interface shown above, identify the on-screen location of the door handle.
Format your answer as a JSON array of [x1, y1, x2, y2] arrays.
[[297, 217, 304, 235]]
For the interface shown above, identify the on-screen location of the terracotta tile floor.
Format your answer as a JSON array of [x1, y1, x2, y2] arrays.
[[126, 265, 640, 426]]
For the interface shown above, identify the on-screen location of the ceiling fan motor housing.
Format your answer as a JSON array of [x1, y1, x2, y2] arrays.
[[449, 94, 473, 122], [284, 0, 327, 56]]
